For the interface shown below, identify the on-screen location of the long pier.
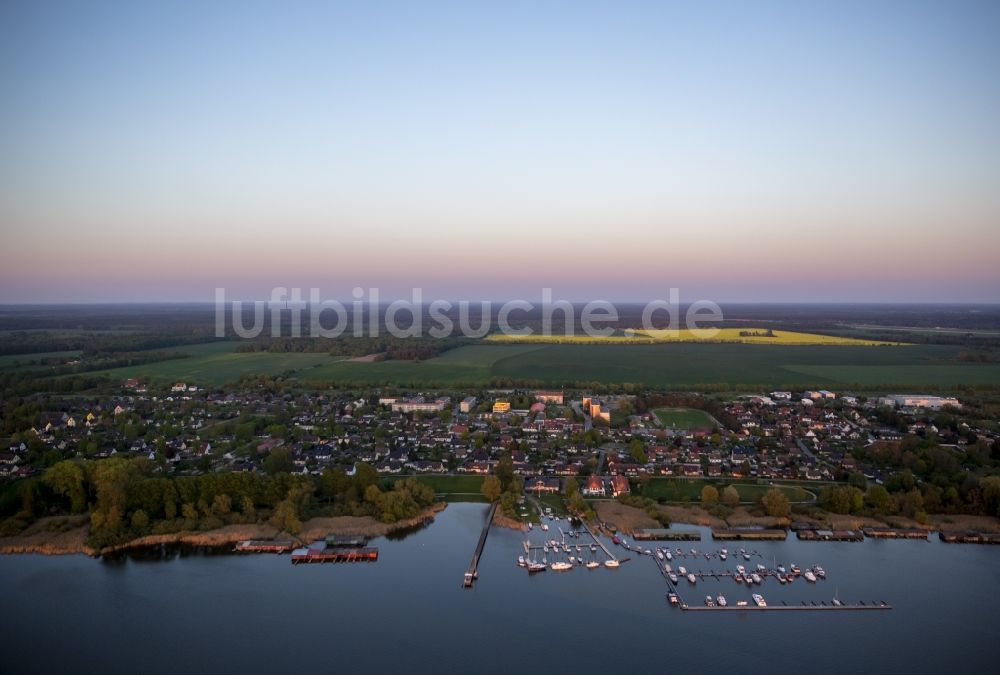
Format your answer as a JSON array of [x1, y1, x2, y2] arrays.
[[579, 518, 617, 561], [681, 602, 892, 612], [464, 502, 498, 587]]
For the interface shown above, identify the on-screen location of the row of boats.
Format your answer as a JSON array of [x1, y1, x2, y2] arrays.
[[667, 590, 768, 608], [517, 554, 620, 572], [663, 560, 827, 586], [654, 546, 760, 562]]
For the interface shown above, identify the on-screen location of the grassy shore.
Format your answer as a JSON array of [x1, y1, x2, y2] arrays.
[[0, 502, 447, 557]]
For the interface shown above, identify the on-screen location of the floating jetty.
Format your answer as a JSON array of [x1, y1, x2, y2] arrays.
[[680, 601, 891, 612], [862, 527, 928, 540], [712, 528, 787, 541], [796, 529, 864, 542], [234, 540, 295, 553], [633, 529, 701, 541], [291, 547, 378, 563], [939, 531, 1000, 544]]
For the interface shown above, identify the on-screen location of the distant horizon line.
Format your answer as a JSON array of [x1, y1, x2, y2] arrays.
[[1, 300, 999, 307]]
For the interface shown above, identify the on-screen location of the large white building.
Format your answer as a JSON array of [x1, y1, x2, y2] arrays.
[[883, 395, 961, 410], [390, 396, 450, 413]]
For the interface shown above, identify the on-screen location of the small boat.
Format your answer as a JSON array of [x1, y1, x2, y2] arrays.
[[541, 523, 549, 531], [752, 593, 766, 607], [737, 565, 746, 575], [667, 591, 679, 605], [665, 563, 672, 573], [719, 551, 727, 561], [528, 562, 547, 573], [751, 573, 762, 585], [705, 595, 715, 607], [777, 564, 786, 574], [814, 566, 826, 579], [717, 594, 727, 607], [690, 548, 697, 555], [742, 552, 751, 561], [657, 549, 665, 560], [550, 561, 573, 571], [611, 536, 620, 545], [665, 550, 672, 561], [678, 566, 687, 575], [687, 573, 697, 584], [668, 573, 678, 584], [604, 559, 620, 569], [804, 571, 817, 582], [736, 600, 748, 607], [517, 555, 527, 567], [756, 564, 767, 573], [568, 556, 575, 563], [777, 574, 787, 584], [586, 560, 600, 569], [790, 563, 801, 575], [644, 549, 652, 556]]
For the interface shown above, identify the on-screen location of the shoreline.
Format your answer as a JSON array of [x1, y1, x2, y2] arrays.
[[0, 502, 447, 558], [594, 501, 1000, 540]]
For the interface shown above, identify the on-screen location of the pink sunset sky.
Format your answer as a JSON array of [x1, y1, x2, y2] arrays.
[[1, 2, 998, 303]]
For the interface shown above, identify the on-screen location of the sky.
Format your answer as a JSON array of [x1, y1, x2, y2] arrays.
[[1, 0, 999, 303]]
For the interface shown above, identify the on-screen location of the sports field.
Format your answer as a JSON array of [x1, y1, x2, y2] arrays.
[[653, 408, 717, 429]]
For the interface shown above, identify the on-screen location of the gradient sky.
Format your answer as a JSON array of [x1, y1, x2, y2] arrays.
[[1, 0, 999, 303]]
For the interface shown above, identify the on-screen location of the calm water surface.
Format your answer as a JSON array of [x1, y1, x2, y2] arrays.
[[2, 503, 998, 674]]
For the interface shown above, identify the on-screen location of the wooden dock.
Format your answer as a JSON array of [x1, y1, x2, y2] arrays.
[[579, 518, 617, 562], [464, 502, 498, 587], [681, 601, 892, 612], [712, 528, 787, 541]]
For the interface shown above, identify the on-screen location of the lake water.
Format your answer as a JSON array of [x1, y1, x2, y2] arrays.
[[2, 503, 998, 674]]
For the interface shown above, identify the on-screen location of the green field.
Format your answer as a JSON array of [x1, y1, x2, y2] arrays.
[[85, 342, 347, 386], [36, 340, 1000, 389], [637, 479, 814, 503], [0, 350, 82, 370], [653, 408, 717, 429]]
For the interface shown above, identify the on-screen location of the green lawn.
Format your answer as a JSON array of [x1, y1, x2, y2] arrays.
[[653, 408, 716, 429], [410, 474, 487, 494], [637, 478, 813, 503]]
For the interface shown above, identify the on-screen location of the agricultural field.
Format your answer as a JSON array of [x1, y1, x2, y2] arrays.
[[0, 350, 82, 371], [85, 342, 347, 386], [39, 339, 999, 390], [652, 407, 717, 430], [484, 328, 900, 346]]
